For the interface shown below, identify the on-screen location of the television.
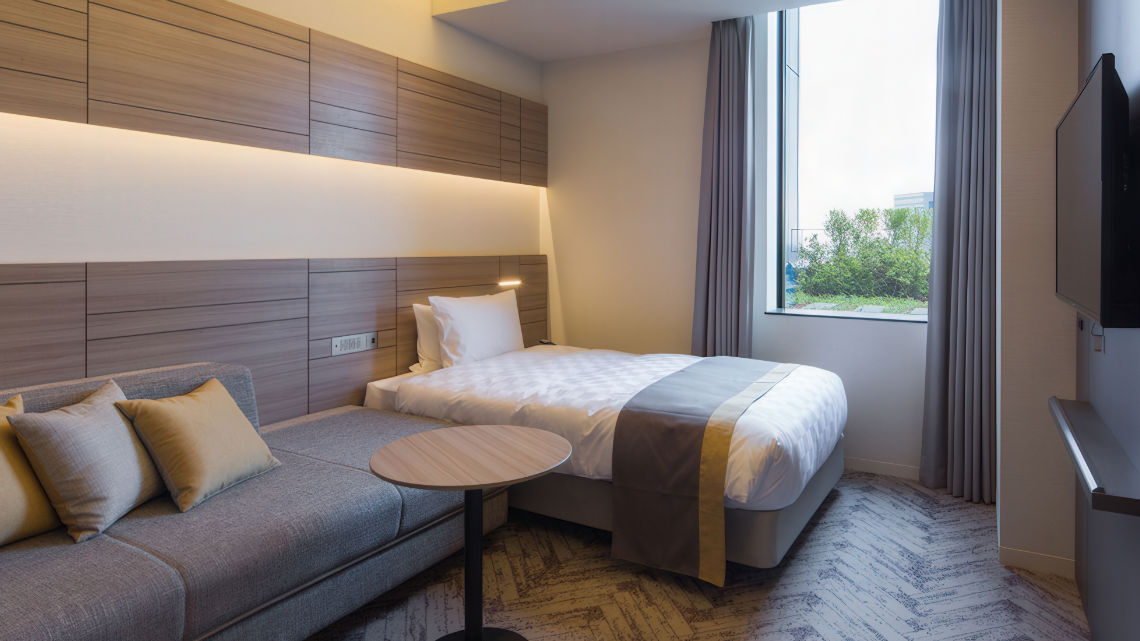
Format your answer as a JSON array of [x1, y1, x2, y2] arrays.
[[1056, 53, 1140, 327]]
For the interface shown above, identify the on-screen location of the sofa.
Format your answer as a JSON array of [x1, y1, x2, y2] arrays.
[[0, 362, 507, 641]]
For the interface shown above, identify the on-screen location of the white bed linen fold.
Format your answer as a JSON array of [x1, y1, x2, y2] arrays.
[[370, 346, 846, 511]]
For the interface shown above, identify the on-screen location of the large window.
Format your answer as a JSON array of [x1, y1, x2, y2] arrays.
[[777, 0, 938, 319]]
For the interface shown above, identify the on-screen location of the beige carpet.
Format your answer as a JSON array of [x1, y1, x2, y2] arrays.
[[309, 473, 1089, 641]]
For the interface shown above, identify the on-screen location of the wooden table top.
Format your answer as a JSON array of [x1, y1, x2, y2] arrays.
[[369, 425, 572, 491]]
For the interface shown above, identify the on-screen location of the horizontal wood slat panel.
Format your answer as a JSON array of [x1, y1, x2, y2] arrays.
[[395, 284, 501, 309], [500, 93, 521, 128], [395, 308, 417, 373], [498, 255, 520, 281], [172, 0, 309, 42], [87, 318, 309, 423], [310, 30, 396, 118], [308, 269, 396, 339], [397, 58, 499, 101], [309, 101, 395, 136], [520, 307, 546, 325], [500, 160, 521, 183], [0, 67, 85, 121], [39, 0, 87, 12], [522, 320, 548, 347], [397, 87, 500, 168], [89, 100, 310, 153], [396, 256, 500, 291], [87, 260, 308, 314], [397, 70, 499, 115], [92, 0, 308, 61], [500, 123, 520, 140], [87, 298, 307, 340], [308, 347, 395, 412], [519, 254, 547, 265], [309, 258, 396, 273], [0, 282, 86, 388], [0, 21, 86, 82], [309, 328, 395, 359], [522, 161, 547, 187], [518, 262, 548, 310], [397, 151, 501, 181], [0, 0, 87, 39], [88, 5, 310, 135], [309, 120, 396, 165], [0, 263, 85, 285], [521, 98, 548, 152], [500, 136, 521, 158]]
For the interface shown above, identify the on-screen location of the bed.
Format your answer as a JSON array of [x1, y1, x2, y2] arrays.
[[365, 344, 847, 571]]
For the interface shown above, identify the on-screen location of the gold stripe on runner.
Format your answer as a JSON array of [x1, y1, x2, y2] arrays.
[[697, 363, 798, 585]]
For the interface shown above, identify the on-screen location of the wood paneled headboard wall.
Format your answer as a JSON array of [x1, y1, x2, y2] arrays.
[[0, 256, 549, 424], [0, 0, 548, 185]]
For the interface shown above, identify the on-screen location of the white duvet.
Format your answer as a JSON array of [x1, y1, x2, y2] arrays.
[[372, 345, 847, 511]]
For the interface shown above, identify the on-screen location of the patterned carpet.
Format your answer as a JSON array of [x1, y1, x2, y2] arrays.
[[309, 473, 1089, 641]]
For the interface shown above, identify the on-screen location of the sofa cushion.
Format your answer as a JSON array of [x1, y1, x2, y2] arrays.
[[0, 394, 60, 546], [105, 450, 402, 640], [0, 529, 185, 641], [10, 382, 164, 541], [116, 378, 279, 511], [263, 407, 463, 536]]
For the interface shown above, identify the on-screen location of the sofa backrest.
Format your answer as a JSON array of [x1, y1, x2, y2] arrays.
[[0, 363, 260, 431]]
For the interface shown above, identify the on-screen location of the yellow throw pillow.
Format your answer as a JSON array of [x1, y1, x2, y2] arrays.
[[116, 379, 280, 511], [0, 395, 61, 545]]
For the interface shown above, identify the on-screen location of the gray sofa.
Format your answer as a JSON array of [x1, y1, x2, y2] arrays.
[[0, 362, 506, 641]]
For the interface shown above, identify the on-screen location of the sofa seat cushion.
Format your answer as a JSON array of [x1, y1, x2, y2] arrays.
[[263, 407, 464, 536], [0, 530, 185, 641], [105, 450, 402, 640]]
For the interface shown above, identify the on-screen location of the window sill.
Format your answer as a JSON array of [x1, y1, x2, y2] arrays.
[[765, 308, 928, 323]]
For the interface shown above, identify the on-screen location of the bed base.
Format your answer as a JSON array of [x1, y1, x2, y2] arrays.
[[508, 437, 844, 569]]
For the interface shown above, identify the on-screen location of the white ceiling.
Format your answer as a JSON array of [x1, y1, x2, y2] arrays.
[[434, 0, 832, 63]]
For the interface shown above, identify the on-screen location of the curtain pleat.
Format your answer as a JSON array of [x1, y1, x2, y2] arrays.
[[692, 17, 755, 358], [920, 0, 998, 503]]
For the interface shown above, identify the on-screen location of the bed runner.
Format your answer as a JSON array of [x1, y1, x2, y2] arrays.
[[612, 357, 797, 586]]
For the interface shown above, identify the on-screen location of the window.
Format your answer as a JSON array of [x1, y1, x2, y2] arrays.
[[776, 0, 938, 320]]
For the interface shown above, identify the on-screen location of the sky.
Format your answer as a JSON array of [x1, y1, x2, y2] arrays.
[[794, 0, 939, 233]]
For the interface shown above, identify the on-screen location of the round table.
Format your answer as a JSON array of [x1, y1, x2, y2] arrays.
[[370, 425, 572, 641]]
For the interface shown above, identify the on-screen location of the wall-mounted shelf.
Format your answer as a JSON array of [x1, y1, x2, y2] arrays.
[[1049, 396, 1140, 516]]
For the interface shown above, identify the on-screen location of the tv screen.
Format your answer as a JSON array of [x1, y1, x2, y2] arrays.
[[1056, 53, 1135, 326], [1056, 60, 1105, 317]]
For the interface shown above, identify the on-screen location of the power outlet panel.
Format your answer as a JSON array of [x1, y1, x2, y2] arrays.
[[331, 332, 378, 356]]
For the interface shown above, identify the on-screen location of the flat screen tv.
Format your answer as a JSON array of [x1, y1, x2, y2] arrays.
[[1056, 53, 1140, 327]]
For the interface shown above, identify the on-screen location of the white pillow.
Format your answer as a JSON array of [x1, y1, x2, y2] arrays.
[[410, 303, 443, 373], [429, 289, 524, 367]]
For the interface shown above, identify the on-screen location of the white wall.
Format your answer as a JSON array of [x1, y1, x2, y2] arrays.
[[997, 0, 1080, 577], [543, 37, 710, 354], [0, 1, 544, 264], [543, 19, 928, 477]]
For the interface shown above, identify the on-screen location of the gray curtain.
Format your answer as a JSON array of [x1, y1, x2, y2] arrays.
[[920, 0, 998, 503], [692, 17, 754, 358]]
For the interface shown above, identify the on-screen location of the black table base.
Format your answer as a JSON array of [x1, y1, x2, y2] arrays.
[[437, 489, 528, 641]]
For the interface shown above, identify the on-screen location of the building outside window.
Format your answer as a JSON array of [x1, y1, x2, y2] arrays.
[[777, 0, 938, 320]]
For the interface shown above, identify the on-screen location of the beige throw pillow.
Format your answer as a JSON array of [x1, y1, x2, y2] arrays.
[[116, 379, 280, 511], [0, 395, 60, 545], [10, 382, 164, 542]]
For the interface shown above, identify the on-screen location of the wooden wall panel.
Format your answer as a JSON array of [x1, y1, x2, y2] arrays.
[[310, 120, 397, 165], [0, 0, 87, 122], [396, 257, 501, 291], [397, 88, 501, 168], [87, 319, 309, 423], [310, 31, 396, 118], [521, 98, 548, 186], [87, 260, 307, 314], [309, 347, 395, 412], [0, 264, 86, 388], [89, 100, 310, 153], [500, 93, 522, 183], [88, 3, 309, 144], [87, 299, 307, 341], [309, 269, 396, 339]]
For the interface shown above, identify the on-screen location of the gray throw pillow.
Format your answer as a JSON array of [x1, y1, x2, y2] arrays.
[[8, 381, 164, 542]]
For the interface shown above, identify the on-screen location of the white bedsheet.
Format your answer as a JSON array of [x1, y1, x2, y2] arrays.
[[369, 346, 847, 511]]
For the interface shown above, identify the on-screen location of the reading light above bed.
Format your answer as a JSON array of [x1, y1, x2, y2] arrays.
[[498, 280, 522, 287]]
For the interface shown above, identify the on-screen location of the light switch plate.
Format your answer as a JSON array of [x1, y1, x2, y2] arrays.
[[331, 332, 378, 356]]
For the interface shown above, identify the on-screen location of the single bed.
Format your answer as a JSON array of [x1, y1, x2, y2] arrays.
[[365, 344, 847, 569]]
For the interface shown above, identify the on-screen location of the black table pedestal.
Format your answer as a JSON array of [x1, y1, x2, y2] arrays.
[[436, 490, 527, 641]]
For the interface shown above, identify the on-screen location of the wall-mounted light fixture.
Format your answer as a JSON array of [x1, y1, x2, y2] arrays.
[[498, 279, 522, 287]]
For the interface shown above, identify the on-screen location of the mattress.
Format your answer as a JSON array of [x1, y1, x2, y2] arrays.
[[366, 345, 847, 511]]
